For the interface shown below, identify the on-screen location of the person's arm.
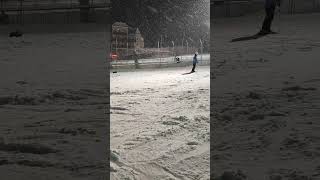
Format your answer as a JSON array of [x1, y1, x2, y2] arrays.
[[276, 0, 281, 7]]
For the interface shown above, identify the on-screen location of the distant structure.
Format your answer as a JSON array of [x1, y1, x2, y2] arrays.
[[111, 21, 145, 56], [129, 28, 144, 49], [112, 22, 129, 51]]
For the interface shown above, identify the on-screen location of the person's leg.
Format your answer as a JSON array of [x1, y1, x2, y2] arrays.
[[261, 8, 269, 32], [265, 6, 275, 32], [261, 6, 275, 33], [192, 64, 195, 72]]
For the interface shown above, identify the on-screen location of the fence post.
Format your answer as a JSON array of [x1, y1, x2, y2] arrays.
[[200, 39, 203, 65]]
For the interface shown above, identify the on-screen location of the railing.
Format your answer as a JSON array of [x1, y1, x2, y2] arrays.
[[212, 0, 250, 17], [0, 0, 111, 24], [211, 0, 320, 17], [110, 47, 210, 70], [111, 54, 211, 70], [281, 0, 320, 14], [1, 0, 110, 12]]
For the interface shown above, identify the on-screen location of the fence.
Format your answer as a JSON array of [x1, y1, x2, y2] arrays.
[[212, 0, 320, 18], [111, 46, 210, 70], [211, 0, 251, 17], [113, 46, 199, 60], [0, 0, 110, 24], [281, 0, 320, 14], [111, 54, 211, 70]]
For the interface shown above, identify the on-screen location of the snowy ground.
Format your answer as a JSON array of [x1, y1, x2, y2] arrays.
[[0, 30, 109, 179], [211, 12, 320, 179], [110, 66, 210, 179]]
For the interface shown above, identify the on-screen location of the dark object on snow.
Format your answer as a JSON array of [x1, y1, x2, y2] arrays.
[[133, 50, 140, 69], [174, 56, 181, 63], [216, 171, 247, 180], [233, 0, 280, 42], [182, 71, 195, 75], [259, 0, 281, 35], [231, 31, 277, 42], [9, 30, 23, 37], [261, 6, 276, 34], [0, 142, 58, 154], [191, 53, 198, 72]]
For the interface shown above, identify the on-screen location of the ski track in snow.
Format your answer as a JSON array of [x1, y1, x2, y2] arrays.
[[111, 66, 210, 180], [211, 13, 320, 179]]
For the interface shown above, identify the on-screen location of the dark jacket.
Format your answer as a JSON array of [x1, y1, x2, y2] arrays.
[[193, 55, 198, 65]]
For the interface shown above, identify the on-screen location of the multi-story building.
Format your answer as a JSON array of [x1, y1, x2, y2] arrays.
[[112, 22, 145, 57], [111, 22, 129, 52]]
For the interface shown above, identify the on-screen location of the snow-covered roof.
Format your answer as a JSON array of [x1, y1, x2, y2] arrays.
[[112, 22, 129, 27], [136, 28, 141, 34]]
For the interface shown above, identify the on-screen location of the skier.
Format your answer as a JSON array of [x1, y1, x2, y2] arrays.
[[133, 49, 140, 69], [258, 0, 281, 35], [191, 52, 198, 72]]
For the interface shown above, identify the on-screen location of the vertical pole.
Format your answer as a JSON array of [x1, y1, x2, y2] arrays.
[[20, 0, 23, 25], [201, 42, 203, 64], [182, 31, 185, 54], [116, 37, 118, 55], [291, 0, 294, 14], [110, 36, 113, 55], [69, 0, 72, 24], [227, 0, 231, 17], [158, 40, 160, 64], [127, 42, 128, 57], [186, 40, 189, 56], [182, 38, 184, 52], [172, 41, 174, 57], [126, 29, 128, 57], [160, 35, 162, 49], [79, 0, 89, 22], [200, 39, 203, 64], [160, 34, 162, 61], [91, 0, 94, 21]]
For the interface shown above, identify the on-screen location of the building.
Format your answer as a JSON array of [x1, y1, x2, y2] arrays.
[[128, 28, 144, 49], [112, 22, 129, 52], [111, 22, 145, 56]]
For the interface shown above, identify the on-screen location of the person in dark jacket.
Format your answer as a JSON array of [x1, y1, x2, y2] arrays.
[[191, 52, 198, 72], [258, 0, 281, 35]]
